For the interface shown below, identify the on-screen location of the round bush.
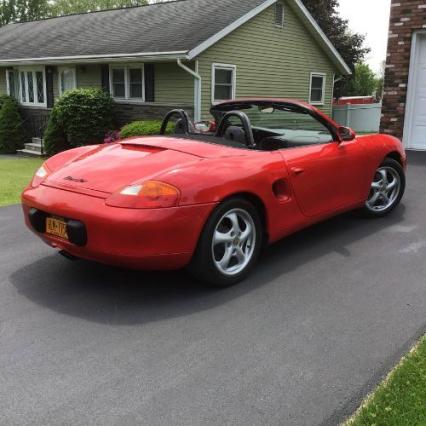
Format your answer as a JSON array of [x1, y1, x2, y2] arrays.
[[0, 96, 25, 154], [120, 120, 173, 139], [44, 88, 113, 156]]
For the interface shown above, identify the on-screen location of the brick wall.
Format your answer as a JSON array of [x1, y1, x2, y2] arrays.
[[381, 0, 426, 138]]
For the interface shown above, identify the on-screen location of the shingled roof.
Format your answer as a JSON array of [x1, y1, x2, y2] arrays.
[[0, 0, 351, 74], [0, 0, 267, 59]]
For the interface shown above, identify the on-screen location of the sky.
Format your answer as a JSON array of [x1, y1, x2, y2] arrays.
[[338, 0, 391, 74]]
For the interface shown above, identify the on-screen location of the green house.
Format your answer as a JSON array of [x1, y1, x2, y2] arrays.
[[0, 0, 350, 146]]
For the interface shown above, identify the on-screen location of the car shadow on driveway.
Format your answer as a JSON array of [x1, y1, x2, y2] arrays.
[[10, 205, 407, 326]]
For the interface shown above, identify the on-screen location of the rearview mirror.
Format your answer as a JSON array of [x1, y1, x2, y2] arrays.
[[259, 106, 274, 114], [337, 126, 356, 142]]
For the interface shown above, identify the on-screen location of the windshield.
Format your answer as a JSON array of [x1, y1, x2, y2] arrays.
[[225, 105, 334, 145]]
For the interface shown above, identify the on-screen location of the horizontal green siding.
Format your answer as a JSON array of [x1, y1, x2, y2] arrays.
[[155, 62, 193, 105], [198, 1, 337, 119], [0, 68, 7, 95]]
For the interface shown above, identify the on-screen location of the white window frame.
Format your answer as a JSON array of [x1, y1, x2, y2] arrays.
[[58, 66, 77, 97], [211, 63, 237, 104], [309, 72, 326, 105], [109, 64, 145, 102], [275, 2, 285, 28], [7, 66, 47, 107], [6, 69, 19, 100]]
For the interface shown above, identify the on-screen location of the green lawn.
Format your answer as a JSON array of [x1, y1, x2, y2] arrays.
[[347, 335, 426, 426], [0, 157, 44, 206]]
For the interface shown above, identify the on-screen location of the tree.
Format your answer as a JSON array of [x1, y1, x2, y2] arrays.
[[0, 0, 147, 26], [302, 0, 370, 71], [341, 63, 379, 97], [48, 0, 147, 16], [0, 0, 49, 26], [0, 95, 26, 153], [302, 0, 370, 97]]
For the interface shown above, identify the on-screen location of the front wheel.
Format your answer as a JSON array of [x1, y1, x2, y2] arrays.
[[362, 158, 405, 217], [188, 198, 263, 287]]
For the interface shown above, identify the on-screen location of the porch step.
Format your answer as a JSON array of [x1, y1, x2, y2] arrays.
[[17, 148, 45, 157], [17, 137, 45, 157], [24, 142, 44, 153]]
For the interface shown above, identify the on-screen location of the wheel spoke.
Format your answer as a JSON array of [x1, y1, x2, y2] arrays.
[[379, 169, 388, 185], [228, 212, 241, 235], [235, 247, 246, 264], [371, 181, 382, 189], [240, 223, 253, 243], [387, 178, 398, 191], [381, 192, 390, 205], [214, 230, 233, 245], [368, 191, 380, 207], [218, 245, 233, 270]]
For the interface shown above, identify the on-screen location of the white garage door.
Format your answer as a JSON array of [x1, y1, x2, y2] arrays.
[[405, 34, 426, 150]]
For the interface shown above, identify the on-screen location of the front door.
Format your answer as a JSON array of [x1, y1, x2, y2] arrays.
[[269, 107, 368, 217], [284, 140, 367, 217]]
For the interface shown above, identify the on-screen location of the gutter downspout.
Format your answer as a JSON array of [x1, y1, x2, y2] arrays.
[[177, 58, 201, 122]]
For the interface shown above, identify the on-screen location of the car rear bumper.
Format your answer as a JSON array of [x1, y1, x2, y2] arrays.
[[22, 185, 216, 270]]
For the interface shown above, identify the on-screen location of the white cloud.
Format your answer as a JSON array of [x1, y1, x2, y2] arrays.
[[338, 0, 391, 74]]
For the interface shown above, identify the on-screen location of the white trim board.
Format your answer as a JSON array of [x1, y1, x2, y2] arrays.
[[309, 72, 326, 105], [211, 63, 237, 104], [0, 51, 188, 66]]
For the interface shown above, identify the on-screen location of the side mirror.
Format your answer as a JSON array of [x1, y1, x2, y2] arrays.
[[337, 126, 356, 142]]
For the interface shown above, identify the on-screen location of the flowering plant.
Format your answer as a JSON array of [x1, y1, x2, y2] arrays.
[[104, 130, 120, 144]]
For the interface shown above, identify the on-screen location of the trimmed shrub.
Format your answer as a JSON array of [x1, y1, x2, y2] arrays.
[[44, 88, 113, 156], [120, 120, 173, 139], [0, 96, 26, 154]]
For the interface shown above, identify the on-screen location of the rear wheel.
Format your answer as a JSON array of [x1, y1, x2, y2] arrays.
[[189, 198, 263, 287], [363, 158, 405, 217]]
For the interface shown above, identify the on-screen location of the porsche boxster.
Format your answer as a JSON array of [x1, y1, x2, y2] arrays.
[[22, 99, 406, 286]]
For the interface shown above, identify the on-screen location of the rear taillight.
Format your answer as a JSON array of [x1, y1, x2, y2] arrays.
[[106, 180, 180, 209]]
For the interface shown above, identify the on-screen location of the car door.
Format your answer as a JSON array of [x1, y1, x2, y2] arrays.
[[278, 111, 368, 218]]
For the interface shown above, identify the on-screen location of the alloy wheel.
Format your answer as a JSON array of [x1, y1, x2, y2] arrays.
[[211, 208, 256, 276], [366, 166, 401, 213]]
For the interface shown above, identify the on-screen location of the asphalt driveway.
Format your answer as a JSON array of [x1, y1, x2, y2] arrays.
[[1, 152, 426, 426]]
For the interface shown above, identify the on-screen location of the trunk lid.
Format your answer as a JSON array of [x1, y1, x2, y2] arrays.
[[43, 140, 203, 195]]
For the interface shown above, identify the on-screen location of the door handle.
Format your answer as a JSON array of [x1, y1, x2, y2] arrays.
[[291, 167, 305, 175]]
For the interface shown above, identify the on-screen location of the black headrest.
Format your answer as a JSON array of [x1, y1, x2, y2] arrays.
[[224, 126, 247, 145], [174, 119, 186, 134]]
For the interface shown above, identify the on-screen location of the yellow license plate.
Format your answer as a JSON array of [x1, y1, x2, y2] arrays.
[[46, 217, 68, 240]]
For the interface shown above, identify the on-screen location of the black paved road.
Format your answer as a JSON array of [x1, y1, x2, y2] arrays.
[[1, 152, 426, 425]]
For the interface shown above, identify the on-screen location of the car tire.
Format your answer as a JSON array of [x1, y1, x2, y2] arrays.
[[188, 198, 263, 287], [362, 158, 405, 218]]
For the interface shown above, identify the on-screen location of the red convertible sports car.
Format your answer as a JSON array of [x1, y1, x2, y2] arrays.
[[22, 99, 406, 286]]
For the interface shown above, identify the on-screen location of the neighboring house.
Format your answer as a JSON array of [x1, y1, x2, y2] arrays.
[[381, 0, 426, 150], [0, 0, 350, 144]]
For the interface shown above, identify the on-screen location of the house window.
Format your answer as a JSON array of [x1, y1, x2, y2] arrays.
[[275, 2, 284, 27], [212, 63, 236, 103], [59, 67, 76, 96], [110, 65, 145, 101], [7, 67, 46, 107], [6, 69, 19, 100], [309, 73, 326, 105]]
